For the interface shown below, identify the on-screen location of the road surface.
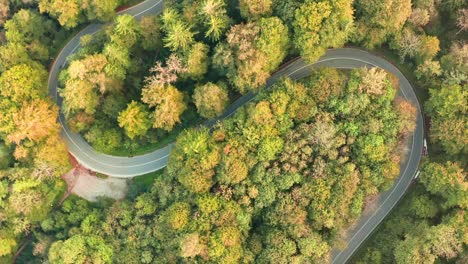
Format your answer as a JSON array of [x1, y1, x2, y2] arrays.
[[47, 1, 424, 263]]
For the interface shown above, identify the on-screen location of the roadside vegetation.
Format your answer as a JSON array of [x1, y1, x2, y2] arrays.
[[19, 68, 417, 263], [354, 0, 467, 263], [0, 0, 465, 263]]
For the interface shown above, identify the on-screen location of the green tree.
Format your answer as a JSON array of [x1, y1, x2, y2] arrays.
[[353, 0, 412, 49], [4, 9, 55, 46], [4, 9, 56, 62], [199, 0, 230, 41], [184, 42, 209, 80], [118, 101, 152, 139], [425, 84, 467, 155], [0, 43, 33, 72], [139, 16, 162, 51], [0, 142, 12, 169], [420, 162, 467, 209], [84, 0, 119, 23], [103, 43, 131, 80], [0, 63, 48, 103], [109, 15, 141, 49], [293, 0, 354, 62], [48, 235, 113, 264], [167, 128, 220, 193], [161, 8, 195, 52]]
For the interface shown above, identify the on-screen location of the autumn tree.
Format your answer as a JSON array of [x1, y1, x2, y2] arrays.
[[183, 42, 209, 80], [141, 84, 186, 131], [416, 35, 440, 63], [358, 67, 388, 96], [38, 0, 119, 28], [456, 9, 468, 33], [239, 0, 272, 20], [60, 54, 111, 117], [48, 235, 113, 264], [394, 98, 417, 137], [293, 0, 354, 62], [0, 0, 9, 26], [420, 162, 467, 208], [167, 129, 220, 193], [193, 82, 229, 119], [353, 0, 412, 49], [33, 136, 71, 179], [392, 27, 421, 62], [415, 60, 442, 80], [0, 63, 48, 103], [118, 101, 152, 139], [409, 8, 430, 27], [440, 42, 467, 84], [425, 84, 467, 156], [145, 54, 187, 87], [6, 100, 59, 147], [213, 17, 289, 93]]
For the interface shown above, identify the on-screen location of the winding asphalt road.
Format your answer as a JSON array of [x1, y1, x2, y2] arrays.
[[47, 1, 424, 262]]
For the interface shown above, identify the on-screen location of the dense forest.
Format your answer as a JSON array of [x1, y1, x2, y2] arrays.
[[0, 0, 466, 263], [20, 68, 418, 263], [354, 0, 467, 262]]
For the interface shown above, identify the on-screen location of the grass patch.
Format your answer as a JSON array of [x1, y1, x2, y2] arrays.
[[96, 173, 109, 179]]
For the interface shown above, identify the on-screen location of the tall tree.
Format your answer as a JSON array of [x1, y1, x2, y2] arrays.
[[213, 17, 289, 93], [239, 0, 272, 20], [425, 84, 467, 156], [353, 0, 412, 49], [293, 0, 354, 62], [139, 16, 162, 51], [183, 42, 210, 80], [108, 15, 141, 49], [199, 0, 230, 41], [0, 63, 48, 103], [6, 99, 59, 146], [420, 162, 467, 209], [193, 82, 229, 119], [161, 8, 195, 52], [118, 101, 152, 139], [141, 84, 187, 131], [60, 54, 111, 117], [39, 0, 119, 28], [0, 0, 9, 27]]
